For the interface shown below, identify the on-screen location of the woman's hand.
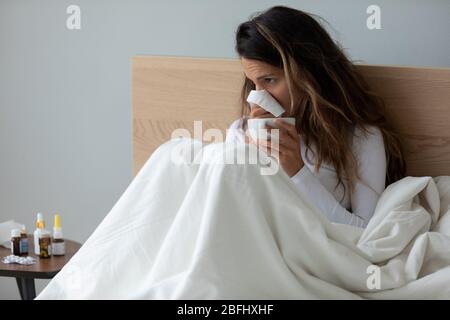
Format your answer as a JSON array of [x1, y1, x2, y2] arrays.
[[249, 105, 273, 119], [247, 118, 304, 177]]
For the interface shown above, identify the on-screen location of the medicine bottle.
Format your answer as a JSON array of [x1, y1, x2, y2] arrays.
[[38, 230, 52, 259], [11, 229, 21, 256], [20, 225, 29, 256], [52, 214, 65, 256]]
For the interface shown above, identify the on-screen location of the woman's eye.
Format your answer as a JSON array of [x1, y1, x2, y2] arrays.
[[264, 78, 276, 84]]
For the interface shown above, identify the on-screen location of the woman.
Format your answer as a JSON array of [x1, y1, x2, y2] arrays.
[[227, 6, 406, 228]]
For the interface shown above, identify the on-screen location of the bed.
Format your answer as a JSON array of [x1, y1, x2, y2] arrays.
[[36, 56, 450, 299]]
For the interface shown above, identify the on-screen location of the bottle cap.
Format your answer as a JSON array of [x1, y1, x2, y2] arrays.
[[54, 213, 61, 230], [11, 229, 21, 237], [36, 212, 45, 229], [40, 229, 51, 237]]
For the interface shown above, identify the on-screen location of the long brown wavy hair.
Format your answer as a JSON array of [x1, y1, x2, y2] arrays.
[[235, 6, 406, 195]]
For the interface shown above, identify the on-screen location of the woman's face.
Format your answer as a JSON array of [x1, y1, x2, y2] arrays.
[[241, 57, 291, 118]]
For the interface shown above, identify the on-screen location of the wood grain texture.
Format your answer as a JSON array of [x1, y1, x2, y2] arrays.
[[132, 56, 450, 178], [359, 65, 450, 177]]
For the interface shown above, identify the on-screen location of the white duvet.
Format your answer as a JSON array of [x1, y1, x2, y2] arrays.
[[36, 138, 450, 299]]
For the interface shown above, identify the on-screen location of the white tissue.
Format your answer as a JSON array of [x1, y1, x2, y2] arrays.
[[246, 89, 285, 117]]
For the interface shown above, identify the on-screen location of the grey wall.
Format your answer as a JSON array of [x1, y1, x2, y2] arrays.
[[1, 0, 449, 299]]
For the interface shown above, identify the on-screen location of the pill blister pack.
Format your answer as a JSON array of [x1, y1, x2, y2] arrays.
[[2, 255, 36, 265]]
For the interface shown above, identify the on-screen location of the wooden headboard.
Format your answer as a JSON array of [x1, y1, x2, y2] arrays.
[[132, 56, 450, 177]]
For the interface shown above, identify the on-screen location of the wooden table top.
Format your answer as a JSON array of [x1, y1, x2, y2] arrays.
[[0, 235, 82, 279]]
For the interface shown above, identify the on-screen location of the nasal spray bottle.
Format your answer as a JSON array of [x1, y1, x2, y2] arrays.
[[52, 213, 65, 256], [33, 213, 44, 255]]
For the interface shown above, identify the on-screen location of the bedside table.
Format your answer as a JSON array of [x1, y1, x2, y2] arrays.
[[0, 235, 82, 300]]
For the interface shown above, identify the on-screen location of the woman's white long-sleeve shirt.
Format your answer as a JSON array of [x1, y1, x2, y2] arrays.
[[225, 118, 387, 228]]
